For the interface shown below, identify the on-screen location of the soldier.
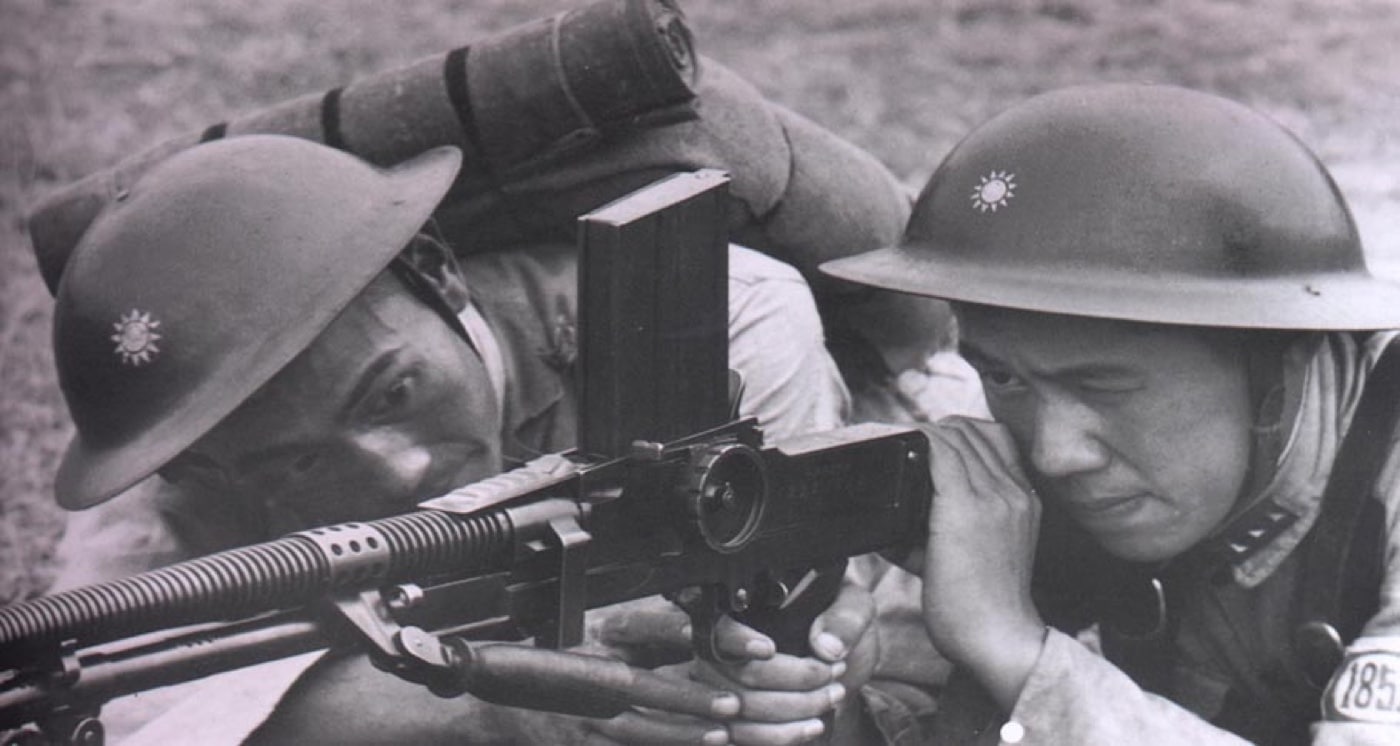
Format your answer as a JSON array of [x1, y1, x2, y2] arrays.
[[823, 83, 1400, 744], [48, 135, 871, 745]]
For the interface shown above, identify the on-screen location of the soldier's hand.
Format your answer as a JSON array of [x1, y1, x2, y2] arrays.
[[581, 582, 876, 745], [918, 416, 1046, 711]]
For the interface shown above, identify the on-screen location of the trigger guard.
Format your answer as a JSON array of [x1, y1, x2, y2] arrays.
[[667, 586, 747, 664], [690, 609, 747, 664]]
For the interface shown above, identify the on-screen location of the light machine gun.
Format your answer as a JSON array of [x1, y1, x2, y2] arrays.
[[0, 172, 931, 745]]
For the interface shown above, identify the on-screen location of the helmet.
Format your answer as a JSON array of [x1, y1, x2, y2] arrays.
[[52, 135, 462, 509], [821, 84, 1400, 331]]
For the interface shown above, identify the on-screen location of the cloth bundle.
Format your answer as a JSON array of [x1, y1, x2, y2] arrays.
[[28, 0, 911, 299]]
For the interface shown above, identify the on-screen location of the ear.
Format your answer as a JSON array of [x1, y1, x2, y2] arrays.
[[401, 235, 471, 313]]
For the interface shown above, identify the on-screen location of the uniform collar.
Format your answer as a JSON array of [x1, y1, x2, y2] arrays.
[[458, 302, 506, 411], [465, 268, 577, 464], [1211, 332, 1390, 587]]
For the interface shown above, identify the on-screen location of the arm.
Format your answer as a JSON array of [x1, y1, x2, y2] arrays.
[[994, 630, 1252, 745], [575, 247, 874, 745], [1310, 444, 1400, 745], [918, 416, 1400, 745], [245, 594, 863, 746], [726, 243, 851, 439], [50, 478, 201, 592], [917, 417, 1235, 745]]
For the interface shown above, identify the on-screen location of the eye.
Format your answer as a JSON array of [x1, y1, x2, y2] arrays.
[[975, 365, 1025, 393], [289, 451, 322, 476], [367, 371, 419, 421]]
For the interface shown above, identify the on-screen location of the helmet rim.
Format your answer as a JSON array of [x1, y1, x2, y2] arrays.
[[821, 83, 1400, 332], [53, 138, 463, 510], [823, 243, 1400, 331]]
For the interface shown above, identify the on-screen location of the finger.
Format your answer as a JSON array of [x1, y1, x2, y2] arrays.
[[710, 614, 778, 661], [593, 597, 693, 648], [589, 710, 730, 746], [693, 653, 839, 692], [692, 671, 845, 722], [946, 424, 1042, 537], [591, 598, 694, 668], [807, 578, 874, 663], [921, 425, 975, 503], [728, 718, 828, 745], [934, 423, 1026, 507], [942, 418, 1033, 493], [463, 643, 740, 721]]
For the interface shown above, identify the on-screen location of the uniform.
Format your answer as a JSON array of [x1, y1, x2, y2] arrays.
[[50, 242, 851, 744], [820, 84, 1400, 745], [967, 332, 1400, 744], [52, 242, 847, 586]]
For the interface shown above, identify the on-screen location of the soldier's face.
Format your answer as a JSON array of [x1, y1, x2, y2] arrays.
[[181, 271, 502, 527], [956, 305, 1255, 563]]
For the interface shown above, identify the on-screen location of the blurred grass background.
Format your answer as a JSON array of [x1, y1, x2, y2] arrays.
[[2, 0, 1398, 603]]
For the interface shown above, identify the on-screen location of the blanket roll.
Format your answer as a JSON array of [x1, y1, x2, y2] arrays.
[[28, 0, 699, 293]]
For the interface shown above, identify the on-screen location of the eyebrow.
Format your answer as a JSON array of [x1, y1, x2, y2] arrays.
[[230, 347, 405, 473], [340, 347, 406, 422], [959, 341, 1142, 379]]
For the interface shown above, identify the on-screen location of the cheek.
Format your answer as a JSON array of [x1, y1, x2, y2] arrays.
[[1128, 383, 1254, 525], [982, 395, 1036, 453], [434, 358, 499, 442], [418, 331, 501, 442], [416, 353, 504, 487]]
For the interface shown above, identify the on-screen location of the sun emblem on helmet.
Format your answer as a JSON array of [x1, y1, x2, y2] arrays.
[[970, 170, 1017, 213], [111, 309, 163, 366]]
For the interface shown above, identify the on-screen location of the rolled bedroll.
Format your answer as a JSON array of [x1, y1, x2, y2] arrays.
[[28, 0, 911, 297]]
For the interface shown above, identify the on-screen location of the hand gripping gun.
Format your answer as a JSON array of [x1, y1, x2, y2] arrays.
[[0, 171, 931, 745]]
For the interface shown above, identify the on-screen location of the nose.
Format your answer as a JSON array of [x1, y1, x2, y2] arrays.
[[1026, 392, 1111, 478], [347, 430, 434, 502]]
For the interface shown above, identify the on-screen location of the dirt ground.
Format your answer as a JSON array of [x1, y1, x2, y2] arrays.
[[2, 0, 1398, 603]]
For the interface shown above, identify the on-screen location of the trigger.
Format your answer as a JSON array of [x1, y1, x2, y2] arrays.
[[668, 585, 740, 664]]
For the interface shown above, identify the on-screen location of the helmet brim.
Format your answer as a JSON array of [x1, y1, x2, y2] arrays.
[[55, 145, 463, 510], [822, 244, 1400, 331]]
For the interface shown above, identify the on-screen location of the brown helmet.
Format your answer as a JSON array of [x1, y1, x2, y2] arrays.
[[51, 135, 461, 509], [822, 84, 1400, 330]]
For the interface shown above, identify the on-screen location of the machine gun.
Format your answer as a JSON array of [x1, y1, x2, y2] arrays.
[[0, 171, 931, 745]]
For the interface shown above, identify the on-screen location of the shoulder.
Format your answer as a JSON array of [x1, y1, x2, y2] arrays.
[[727, 243, 807, 288], [461, 243, 579, 301], [726, 243, 821, 335], [51, 476, 255, 589], [462, 244, 580, 363]]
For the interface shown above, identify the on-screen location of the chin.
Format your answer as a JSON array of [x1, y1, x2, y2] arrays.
[[1095, 532, 1193, 564]]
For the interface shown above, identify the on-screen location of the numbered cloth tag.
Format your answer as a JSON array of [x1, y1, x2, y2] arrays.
[[1323, 650, 1400, 723]]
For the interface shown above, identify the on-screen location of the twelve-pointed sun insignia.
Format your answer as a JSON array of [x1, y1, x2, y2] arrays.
[[111, 309, 163, 366], [970, 170, 1017, 213]]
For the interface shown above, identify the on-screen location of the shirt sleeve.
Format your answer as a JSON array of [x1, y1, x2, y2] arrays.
[[1310, 441, 1400, 745], [50, 478, 197, 591], [1001, 629, 1252, 745], [49, 478, 284, 745], [50, 476, 270, 590], [726, 244, 851, 440]]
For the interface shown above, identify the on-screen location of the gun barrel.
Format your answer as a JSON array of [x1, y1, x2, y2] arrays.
[[0, 508, 516, 663]]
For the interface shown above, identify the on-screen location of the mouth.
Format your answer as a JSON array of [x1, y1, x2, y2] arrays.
[[1066, 492, 1152, 520]]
